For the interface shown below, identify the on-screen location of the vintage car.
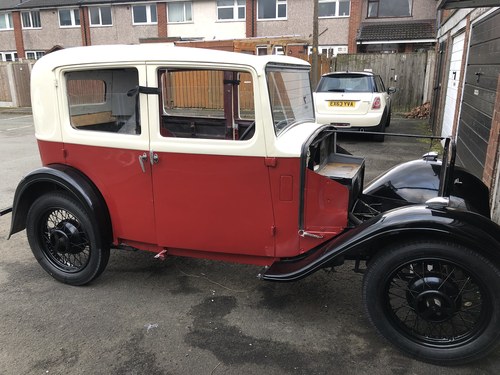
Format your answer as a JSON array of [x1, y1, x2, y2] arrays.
[[1, 44, 500, 365]]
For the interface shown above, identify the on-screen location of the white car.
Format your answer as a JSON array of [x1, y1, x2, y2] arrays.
[[314, 72, 395, 141]]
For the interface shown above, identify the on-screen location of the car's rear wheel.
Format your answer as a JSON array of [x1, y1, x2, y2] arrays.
[[372, 121, 385, 142], [363, 240, 500, 364], [26, 192, 110, 285]]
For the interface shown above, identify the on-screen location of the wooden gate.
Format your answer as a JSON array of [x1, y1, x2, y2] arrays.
[[0, 62, 33, 107], [332, 52, 433, 113], [12, 63, 32, 107]]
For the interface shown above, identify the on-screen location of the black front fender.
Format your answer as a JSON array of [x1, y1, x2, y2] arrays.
[[262, 205, 500, 282], [8, 164, 111, 244]]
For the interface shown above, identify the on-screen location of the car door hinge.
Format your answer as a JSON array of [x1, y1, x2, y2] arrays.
[[265, 157, 277, 167], [271, 225, 276, 236]]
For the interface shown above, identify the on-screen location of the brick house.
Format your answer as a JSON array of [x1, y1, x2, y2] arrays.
[[0, 0, 437, 61]]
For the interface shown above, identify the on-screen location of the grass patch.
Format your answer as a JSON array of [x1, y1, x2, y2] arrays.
[[414, 120, 444, 155]]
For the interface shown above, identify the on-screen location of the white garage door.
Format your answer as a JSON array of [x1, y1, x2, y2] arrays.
[[441, 32, 465, 138]]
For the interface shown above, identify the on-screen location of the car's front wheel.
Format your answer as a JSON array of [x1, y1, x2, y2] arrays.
[[26, 192, 110, 285], [363, 240, 500, 364]]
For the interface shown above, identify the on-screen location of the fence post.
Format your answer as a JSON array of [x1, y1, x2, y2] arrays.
[[7, 63, 18, 107], [423, 50, 436, 104]]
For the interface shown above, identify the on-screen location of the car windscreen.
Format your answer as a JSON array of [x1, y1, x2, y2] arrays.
[[266, 64, 315, 136], [316, 74, 374, 93]]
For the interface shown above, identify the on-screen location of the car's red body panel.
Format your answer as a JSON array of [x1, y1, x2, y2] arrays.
[[36, 138, 348, 264]]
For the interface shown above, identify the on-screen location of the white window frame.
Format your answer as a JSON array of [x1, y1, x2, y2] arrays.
[[26, 51, 45, 60], [58, 8, 80, 28], [308, 45, 348, 57], [89, 6, 113, 27], [1, 52, 18, 62], [257, 0, 287, 20], [318, 0, 350, 18], [167, 2, 193, 23], [367, 0, 413, 18], [132, 4, 158, 25], [0, 12, 13, 30], [21, 10, 42, 29], [217, 0, 246, 21]]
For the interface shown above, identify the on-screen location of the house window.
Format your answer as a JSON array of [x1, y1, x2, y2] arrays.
[[367, 0, 412, 18], [21, 11, 41, 29], [59, 9, 80, 27], [26, 51, 45, 60], [0, 12, 13, 30], [168, 2, 193, 23], [1, 52, 18, 62], [258, 0, 287, 20], [319, 0, 350, 18], [133, 4, 157, 24], [89, 7, 112, 26], [217, 0, 245, 21], [257, 46, 268, 55]]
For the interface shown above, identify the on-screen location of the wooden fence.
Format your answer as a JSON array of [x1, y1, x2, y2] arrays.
[[0, 61, 34, 107], [327, 52, 436, 113], [0, 52, 434, 113]]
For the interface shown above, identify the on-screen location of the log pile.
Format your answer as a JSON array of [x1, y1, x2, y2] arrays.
[[405, 102, 431, 119]]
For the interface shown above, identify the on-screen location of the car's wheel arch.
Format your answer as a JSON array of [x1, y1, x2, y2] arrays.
[[9, 164, 112, 246]]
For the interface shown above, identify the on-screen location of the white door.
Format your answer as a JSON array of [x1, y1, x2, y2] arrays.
[[441, 32, 465, 138]]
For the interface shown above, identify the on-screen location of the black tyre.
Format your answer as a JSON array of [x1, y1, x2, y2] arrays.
[[372, 123, 385, 142], [363, 240, 500, 365], [385, 111, 391, 127], [26, 192, 110, 285]]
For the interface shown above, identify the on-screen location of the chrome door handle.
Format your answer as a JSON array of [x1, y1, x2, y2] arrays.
[[138, 152, 148, 173], [150, 151, 159, 165]]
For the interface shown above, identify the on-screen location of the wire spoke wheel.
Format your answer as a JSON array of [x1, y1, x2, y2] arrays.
[[40, 208, 91, 272], [385, 258, 487, 348], [363, 241, 500, 364], [27, 192, 110, 285]]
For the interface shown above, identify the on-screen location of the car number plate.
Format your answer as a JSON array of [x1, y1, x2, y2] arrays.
[[328, 101, 355, 107]]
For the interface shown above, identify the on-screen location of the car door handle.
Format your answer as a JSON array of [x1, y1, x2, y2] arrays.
[[150, 151, 159, 165], [138, 152, 148, 173]]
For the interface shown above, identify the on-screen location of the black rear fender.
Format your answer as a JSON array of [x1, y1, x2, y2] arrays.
[[8, 164, 112, 244], [262, 205, 500, 282]]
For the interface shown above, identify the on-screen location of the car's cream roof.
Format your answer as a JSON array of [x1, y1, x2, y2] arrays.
[[33, 43, 309, 73]]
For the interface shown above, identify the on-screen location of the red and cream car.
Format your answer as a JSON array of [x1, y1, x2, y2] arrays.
[[2, 44, 500, 365]]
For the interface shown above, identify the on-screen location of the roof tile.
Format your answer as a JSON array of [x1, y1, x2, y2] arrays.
[[358, 21, 436, 42]]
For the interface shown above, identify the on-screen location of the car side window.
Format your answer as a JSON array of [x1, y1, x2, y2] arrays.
[[66, 68, 141, 135], [158, 68, 255, 140]]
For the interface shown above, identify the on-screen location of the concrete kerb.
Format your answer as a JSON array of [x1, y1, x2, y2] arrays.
[[0, 107, 32, 115]]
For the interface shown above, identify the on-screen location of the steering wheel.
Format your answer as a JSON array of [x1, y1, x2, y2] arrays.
[[239, 122, 255, 140]]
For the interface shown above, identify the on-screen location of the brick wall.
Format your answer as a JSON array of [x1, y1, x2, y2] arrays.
[[348, 0, 362, 53], [80, 7, 91, 46], [483, 75, 500, 190], [158, 2, 168, 38], [12, 12, 25, 59], [246, 0, 256, 37]]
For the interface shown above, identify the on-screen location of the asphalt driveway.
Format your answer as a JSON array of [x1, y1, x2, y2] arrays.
[[0, 110, 498, 375]]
